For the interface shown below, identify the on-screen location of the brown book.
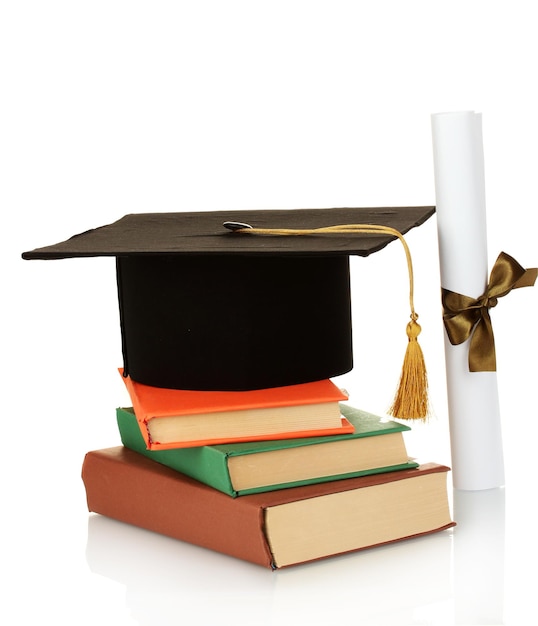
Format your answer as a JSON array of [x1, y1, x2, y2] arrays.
[[82, 447, 455, 569]]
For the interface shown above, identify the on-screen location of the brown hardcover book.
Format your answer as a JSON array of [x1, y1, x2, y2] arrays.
[[82, 447, 455, 569]]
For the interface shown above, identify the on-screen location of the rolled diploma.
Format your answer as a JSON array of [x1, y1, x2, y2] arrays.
[[431, 111, 504, 491]]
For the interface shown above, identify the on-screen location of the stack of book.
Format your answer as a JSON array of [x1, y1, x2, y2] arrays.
[[81, 371, 455, 570]]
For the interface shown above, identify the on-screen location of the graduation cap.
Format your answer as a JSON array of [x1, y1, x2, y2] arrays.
[[22, 206, 435, 418]]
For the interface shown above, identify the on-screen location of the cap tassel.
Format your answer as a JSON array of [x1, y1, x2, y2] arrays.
[[388, 315, 429, 420], [224, 221, 431, 420]]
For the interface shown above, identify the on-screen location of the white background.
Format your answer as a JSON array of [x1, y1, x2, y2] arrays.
[[1, 2, 537, 624]]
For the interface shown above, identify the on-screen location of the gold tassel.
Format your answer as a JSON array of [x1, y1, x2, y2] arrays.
[[388, 316, 429, 420], [224, 220, 431, 420]]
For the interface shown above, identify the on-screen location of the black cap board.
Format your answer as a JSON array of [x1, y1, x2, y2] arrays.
[[22, 206, 435, 391]]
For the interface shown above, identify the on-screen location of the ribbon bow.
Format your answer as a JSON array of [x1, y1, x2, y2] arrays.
[[442, 252, 537, 372]]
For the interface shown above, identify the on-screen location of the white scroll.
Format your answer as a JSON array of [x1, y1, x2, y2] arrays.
[[431, 111, 504, 491]]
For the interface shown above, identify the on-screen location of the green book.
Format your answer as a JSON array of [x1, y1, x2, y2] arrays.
[[116, 404, 418, 497]]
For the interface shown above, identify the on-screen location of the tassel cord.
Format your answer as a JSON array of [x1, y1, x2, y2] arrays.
[[235, 224, 418, 323]]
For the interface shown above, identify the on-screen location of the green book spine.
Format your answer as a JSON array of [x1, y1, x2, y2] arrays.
[[116, 404, 417, 497]]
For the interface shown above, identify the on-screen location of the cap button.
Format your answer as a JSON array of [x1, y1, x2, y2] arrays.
[[223, 221, 253, 231]]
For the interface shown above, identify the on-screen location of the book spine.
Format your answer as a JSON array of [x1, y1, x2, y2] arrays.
[[81, 447, 274, 568]]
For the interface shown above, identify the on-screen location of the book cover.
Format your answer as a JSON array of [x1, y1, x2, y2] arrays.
[[119, 369, 353, 450], [82, 447, 455, 570], [116, 404, 418, 496]]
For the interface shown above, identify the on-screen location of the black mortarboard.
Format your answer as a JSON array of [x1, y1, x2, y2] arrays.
[[22, 206, 434, 410]]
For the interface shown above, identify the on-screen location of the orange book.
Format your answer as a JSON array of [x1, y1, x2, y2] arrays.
[[119, 369, 353, 450]]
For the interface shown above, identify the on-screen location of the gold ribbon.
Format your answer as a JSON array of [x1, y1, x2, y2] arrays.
[[442, 252, 537, 372]]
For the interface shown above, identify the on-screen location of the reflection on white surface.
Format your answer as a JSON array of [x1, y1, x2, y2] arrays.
[[453, 488, 505, 625], [86, 514, 454, 625], [84, 484, 508, 625]]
